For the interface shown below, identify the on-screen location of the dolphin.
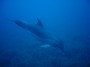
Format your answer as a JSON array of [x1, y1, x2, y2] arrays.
[[10, 18, 64, 52]]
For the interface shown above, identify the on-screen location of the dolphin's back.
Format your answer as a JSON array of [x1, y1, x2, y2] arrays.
[[14, 19, 50, 39]]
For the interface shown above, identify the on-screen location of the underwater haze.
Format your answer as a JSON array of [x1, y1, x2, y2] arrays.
[[0, 0, 90, 67]]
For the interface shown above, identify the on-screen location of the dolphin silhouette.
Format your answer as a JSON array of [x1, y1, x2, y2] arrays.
[[10, 18, 64, 52]]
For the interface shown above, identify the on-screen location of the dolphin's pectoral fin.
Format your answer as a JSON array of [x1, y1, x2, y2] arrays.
[[36, 18, 44, 28]]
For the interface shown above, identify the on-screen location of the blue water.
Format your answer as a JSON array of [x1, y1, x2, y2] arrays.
[[0, 0, 90, 67]]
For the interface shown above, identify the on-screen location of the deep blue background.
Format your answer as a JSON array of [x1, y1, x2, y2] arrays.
[[0, 0, 90, 67]]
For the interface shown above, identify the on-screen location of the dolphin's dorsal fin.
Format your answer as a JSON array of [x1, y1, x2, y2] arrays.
[[37, 18, 44, 28]]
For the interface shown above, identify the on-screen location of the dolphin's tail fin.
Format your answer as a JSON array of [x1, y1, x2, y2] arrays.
[[52, 40, 74, 58], [51, 39, 69, 57]]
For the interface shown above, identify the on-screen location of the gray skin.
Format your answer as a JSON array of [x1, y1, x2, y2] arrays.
[[11, 18, 64, 52]]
